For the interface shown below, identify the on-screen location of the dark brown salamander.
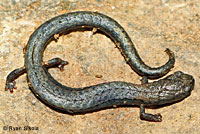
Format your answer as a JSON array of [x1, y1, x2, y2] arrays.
[[5, 11, 194, 122]]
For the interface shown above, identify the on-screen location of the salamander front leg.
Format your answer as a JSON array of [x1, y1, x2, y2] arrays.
[[140, 104, 162, 122], [139, 77, 162, 122], [141, 76, 148, 84]]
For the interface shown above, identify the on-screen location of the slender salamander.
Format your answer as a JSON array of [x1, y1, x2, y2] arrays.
[[5, 11, 195, 122]]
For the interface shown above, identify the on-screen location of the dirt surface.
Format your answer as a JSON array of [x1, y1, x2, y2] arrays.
[[0, 0, 200, 134]]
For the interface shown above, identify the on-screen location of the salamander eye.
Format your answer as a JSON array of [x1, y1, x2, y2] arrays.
[[184, 86, 191, 93]]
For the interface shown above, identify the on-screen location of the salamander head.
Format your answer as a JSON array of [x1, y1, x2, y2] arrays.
[[155, 71, 195, 105]]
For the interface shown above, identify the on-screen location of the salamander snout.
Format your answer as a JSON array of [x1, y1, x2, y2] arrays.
[[159, 71, 195, 104], [176, 72, 195, 96], [184, 76, 195, 93], [165, 71, 195, 95]]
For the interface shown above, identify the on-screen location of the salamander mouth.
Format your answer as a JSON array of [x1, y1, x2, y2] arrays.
[[185, 78, 195, 93], [176, 77, 195, 102]]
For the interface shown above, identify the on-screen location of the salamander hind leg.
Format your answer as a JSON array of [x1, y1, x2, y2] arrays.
[[43, 57, 69, 71], [140, 104, 162, 122], [5, 58, 68, 93], [5, 66, 26, 93]]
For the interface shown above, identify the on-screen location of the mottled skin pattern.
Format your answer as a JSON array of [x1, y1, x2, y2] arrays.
[[5, 11, 194, 122], [39, 71, 194, 113]]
